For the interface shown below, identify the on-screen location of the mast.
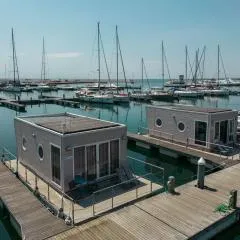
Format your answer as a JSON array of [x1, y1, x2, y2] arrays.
[[161, 41, 164, 85], [194, 49, 199, 85], [141, 58, 143, 92], [12, 28, 16, 85], [97, 22, 101, 92], [185, 45, 188, 81], [217, 44, 220, 83], [116, 25, 119, 94], [41, 37, 46, 82]]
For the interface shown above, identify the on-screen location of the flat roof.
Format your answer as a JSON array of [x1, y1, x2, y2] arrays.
[[19, 113, 120, 134], [149, 105, 233, 113]]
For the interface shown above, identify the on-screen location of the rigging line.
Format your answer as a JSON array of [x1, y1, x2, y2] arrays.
[[89, 26, 98, 79], [117, 31, 129, 91], [99, 30, 111, 84], [109, 32, 116, 78], [200, 47, 206, 83], [193, 46, 206, 83], [219, 50, 228, 82], [163, 47, 171, 80], [143, 59, 151, 89], [187, 51, 194, 80]]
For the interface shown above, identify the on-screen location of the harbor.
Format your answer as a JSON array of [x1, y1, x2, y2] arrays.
[[1, 1, 240, 239]]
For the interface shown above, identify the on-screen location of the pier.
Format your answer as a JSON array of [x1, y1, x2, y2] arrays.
[[49, 163, 240, 240], [127, 132, 240, 166], [0, 100, 26, 112], [0, 163, 70, 240]]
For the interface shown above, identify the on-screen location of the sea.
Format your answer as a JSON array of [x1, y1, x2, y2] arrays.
[[0, 79, 240, 239]]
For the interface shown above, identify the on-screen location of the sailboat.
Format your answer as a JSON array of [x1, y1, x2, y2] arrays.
[[37, 37, 52, 92], [3, 28, 21, 93], [113, 25, 130, 104], [76, 22, 114, 104], [130, 58, 151, 102]]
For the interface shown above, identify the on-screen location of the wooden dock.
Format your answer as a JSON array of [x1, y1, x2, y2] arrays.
[[127, 132, 240, 166], [0, 163, 70, 240], [0, 100, 26, 111], [49, 163, 240, 240]]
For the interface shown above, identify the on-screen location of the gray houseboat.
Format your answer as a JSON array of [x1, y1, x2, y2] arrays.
[[147, 105, 238, 150], [14, 113, 128, 193]]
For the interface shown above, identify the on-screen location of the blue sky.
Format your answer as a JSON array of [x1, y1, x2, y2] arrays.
[[0, 0, 239, 80]]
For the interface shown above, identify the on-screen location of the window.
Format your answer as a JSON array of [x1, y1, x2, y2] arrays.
[[195, 121, 207, 146], [51, 145, 60, 185], [74, 146, 85, 179], [155, 118, 162, 127], [86, 145, 97, 181], [229, 120, 234, 142], [178, 122, 185, 131], [214, 122, 220, 140], [110, 140, 119, 174], [99, 142, 109, 177], [22, 137, 27, 151], [38, 144, 44, 160]]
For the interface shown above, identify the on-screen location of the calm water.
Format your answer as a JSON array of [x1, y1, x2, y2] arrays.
[[0, 79, 240, 239]]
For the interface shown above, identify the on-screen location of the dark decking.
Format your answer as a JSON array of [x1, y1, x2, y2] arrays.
[[0, 163, 70, 240]]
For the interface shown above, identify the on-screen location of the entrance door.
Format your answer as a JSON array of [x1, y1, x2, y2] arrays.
[[86, 145, 97, 181], [51, 145, 61, 185], [220, 120, 228, 144], [195, 121, 207, 146]]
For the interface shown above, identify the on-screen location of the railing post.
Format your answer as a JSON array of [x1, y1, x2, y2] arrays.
[[61, 195, 64, 210], [92, 194, 95, 216], [25, 167, 27, 182], [136, 181, 138, 199], [47, 183, 50, 201], [111, 186, 114, 209], [150, 180, 153, 192], [9, 159, 12, 170], [71, 201, 75, 224], [35, 175, 38, 189]]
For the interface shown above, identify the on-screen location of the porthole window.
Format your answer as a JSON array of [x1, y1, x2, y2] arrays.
[[38, 144, 44, 161], [155, 118, 162, 127], [22, 137, 27, 151], [178, 122, 185, 132]]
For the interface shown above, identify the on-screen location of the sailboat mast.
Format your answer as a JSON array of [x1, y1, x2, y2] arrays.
[[141, 58, 143, 92], [12, 28, 16, 85], [41, 37, 46, 82], [161, 41, 164, 85], [116, 25, 119, 94], [97, 22, 101, 92], [195, 49, 199, 85], [185, 45, 188, 82], [217, 44, 220, 83]]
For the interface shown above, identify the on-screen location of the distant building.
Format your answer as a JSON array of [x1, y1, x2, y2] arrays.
[[15, 113, 128, 193], [147, 105, 238, 149]]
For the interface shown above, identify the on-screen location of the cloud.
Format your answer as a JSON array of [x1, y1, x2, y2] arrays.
[[47, 52, 83, 58]]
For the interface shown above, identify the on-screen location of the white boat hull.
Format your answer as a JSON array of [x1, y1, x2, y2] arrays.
[[113, 95, 130, 103]]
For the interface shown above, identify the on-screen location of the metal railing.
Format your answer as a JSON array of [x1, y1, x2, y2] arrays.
[[0, 146, 165, 225], [137, 126, 239, 160]]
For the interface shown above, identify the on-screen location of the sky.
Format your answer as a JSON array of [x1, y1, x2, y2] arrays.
[[0, 0, 240, 80]]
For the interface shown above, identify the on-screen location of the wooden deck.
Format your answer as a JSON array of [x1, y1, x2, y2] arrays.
[[0, 163, 70, 240], [0, 100, 26, 111], [128, 132, 240, 166], [48, 163, 240, 240]]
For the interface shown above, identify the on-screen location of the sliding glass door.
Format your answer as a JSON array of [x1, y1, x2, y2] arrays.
[[74, 146, 85, 180], [110, 139, 119, 174], [99, 142, 109, 177], [195, 121, 207, 146], [86, 145, 97, 181]]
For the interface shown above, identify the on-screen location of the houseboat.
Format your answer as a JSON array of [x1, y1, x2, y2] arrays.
[[146, 105, 238, 151], [14, 113, 129, 193]]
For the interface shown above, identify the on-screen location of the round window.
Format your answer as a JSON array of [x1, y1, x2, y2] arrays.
[[178, 122, 185, 131], [156, 118, 162, 127], [38, 145, 44, 160], [22, 137, 27, 151]]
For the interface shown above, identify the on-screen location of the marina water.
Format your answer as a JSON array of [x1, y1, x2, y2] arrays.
[[1, 79, 240, 239]]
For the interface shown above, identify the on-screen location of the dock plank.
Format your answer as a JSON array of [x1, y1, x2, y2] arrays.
[[0, 163, 70, 240]]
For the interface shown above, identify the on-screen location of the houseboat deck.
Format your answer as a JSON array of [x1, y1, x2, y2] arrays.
[[48, 162, 240, 240], [0, 162, 70, 240], [127, 132, 240, 166], [6, 159, 163, 224]]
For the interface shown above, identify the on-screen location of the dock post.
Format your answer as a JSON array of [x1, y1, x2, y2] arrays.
[[228, 189, 238, 209], [197, 157, 206, 189], [167, 176, 176, 194]]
